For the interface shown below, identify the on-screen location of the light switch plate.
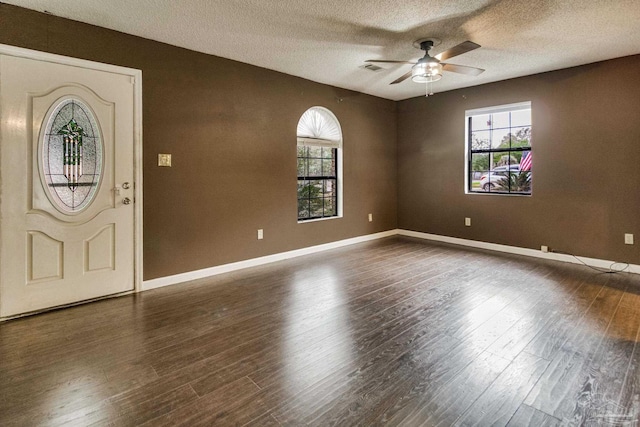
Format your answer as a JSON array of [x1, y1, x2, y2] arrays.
[[625, 233, 634, 245], [158, 153, 172, 167]]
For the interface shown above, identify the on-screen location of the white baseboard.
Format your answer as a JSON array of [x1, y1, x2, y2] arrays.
[[398, 229, 640, 275], [143, 228, 639, 291], [142, 229, 399, 291]]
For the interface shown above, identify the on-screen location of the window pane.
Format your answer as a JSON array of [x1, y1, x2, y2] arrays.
[[324, 179, 337, 197], [322, 159, 336, 177], [510, 171, 532, 193], [486, 171, 507, 192], [308, 146, 322, 158], [321, 147, 333, 159], [491, 150, 517, 167], [470, 131, 490, 150], [297, 158, 307, 177], [490, 111, 510, 129], [324, 197, 336, 216], [491, 128, 511, 149], [511, 127, 531, 148], [471, 114, 491, 131], [470, 153, 489, 191], [477, 169, 505, 192], [308, 159, 322, 176], [297, 198, 310, 219], [309, 198, 324, 218], [519, 150, 532, 171], [297, 145, 307, 157], [297, 180, 310, 198], [308, 180, 322, 198], [511, 109, 531, 127]]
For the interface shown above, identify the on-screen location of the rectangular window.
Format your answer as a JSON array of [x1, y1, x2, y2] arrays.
[[297, 145, 338, 220], [466, 102, 532, 195]]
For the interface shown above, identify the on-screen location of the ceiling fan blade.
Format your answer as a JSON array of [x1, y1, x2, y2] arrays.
[[437, 41, 480, 61], [366, 60, 415, 64], [390, 70, 413, 85], [442, 63, 485, 76]]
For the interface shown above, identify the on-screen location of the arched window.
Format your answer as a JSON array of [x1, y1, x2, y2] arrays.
[[296, 107, 343, 221]]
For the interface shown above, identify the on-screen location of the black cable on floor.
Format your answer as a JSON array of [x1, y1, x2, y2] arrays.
[[551, 249, 630, 274]]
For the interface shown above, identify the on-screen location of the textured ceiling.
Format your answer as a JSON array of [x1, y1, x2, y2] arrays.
[[4, 0, 640, 101]]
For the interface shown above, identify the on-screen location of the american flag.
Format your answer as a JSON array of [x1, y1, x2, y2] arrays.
[[520, 151, 532, 171]]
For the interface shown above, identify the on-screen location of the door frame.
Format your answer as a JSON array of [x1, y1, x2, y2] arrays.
[[0, 43, 144, 307]]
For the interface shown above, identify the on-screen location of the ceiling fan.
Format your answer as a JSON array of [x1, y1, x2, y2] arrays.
[[366, 39, 485, 93]]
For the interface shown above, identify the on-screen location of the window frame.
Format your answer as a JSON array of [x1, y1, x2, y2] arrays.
[[297, 142, 339, 221], [296, 107, 343, 222], [464, 101, 532, 196]]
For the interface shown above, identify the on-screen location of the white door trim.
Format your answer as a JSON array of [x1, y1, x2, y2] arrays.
[[0, 43, 144, 294]]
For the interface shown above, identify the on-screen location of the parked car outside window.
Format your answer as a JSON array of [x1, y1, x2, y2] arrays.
[[479, 164, 520, 191]]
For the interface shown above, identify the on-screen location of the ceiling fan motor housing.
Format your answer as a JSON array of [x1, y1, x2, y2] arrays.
[[412, 41, 443, 83], [420, 40, 435, 52]]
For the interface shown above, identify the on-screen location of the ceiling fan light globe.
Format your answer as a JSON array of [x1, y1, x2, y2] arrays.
[[411, 62, 443, 83]]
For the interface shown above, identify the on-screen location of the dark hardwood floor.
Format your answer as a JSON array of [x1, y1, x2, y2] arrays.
[[1, 236, 640, 426]]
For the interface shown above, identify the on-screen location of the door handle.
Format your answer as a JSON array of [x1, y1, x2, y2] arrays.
[[122, 197, 131, 205]]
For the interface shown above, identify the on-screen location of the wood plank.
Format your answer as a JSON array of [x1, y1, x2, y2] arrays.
[[522, 272, 607, 360], [279, 333, 464, 425], [139, 377, 260, 426], [455, 351, 550, 426], [1, 237, 640, 426], [523, 281, 626, 419], [554, 287, 640, 426], [612, 284, 640, 426], [506, 404, 561, 426], [485, 269, 586, 360], [382, 351, 511, 426]]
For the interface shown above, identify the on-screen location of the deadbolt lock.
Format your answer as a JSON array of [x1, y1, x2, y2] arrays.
[[122, 182, 131, 190]]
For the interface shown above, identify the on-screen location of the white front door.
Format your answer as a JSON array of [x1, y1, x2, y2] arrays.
[[0, 52, 139, 317]]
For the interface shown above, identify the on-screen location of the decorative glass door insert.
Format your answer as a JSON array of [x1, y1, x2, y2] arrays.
[[41, 98, 103, 213]]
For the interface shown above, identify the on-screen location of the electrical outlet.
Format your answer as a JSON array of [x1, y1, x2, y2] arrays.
[[465, 217, 471, 227], [625, 233, 634, 245], [541, 245, 549, 253], [257, 229, 263, 240], [368, 213, 373, 222]]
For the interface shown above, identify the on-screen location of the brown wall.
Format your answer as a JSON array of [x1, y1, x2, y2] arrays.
[[3, 4, 639, 278], [398, 55, 640, 264], [0, 4, 398, 280]]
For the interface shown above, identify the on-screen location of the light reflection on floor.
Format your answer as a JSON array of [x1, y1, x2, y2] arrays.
[[33, 362, 109, 423], [282, 266, 355, 401]]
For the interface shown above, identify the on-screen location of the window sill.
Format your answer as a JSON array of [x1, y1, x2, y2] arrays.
[[466, 191, 532, 197], [298, 215, 343, 224]]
